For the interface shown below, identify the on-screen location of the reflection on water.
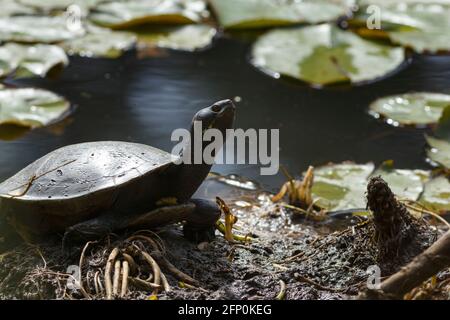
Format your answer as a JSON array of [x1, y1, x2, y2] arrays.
[[1, 37, 450, 191]]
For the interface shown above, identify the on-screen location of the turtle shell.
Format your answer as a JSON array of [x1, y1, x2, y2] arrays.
[[0, 141, 180, 236]]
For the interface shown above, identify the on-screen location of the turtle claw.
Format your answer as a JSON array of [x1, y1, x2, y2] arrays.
[[183, 225, 216, 243]]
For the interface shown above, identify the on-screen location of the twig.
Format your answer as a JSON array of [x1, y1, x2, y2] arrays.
[[294, 273, 346, 293], [275, 280, 286, 300]]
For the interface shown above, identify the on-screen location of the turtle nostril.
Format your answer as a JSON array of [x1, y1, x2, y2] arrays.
[[211, 104, 222, 112]]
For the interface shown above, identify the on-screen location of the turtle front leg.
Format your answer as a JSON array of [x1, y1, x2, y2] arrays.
[[183, 199, 221, 243]]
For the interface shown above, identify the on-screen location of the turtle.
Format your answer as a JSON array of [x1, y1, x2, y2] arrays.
[[0, 99, 235, 250]]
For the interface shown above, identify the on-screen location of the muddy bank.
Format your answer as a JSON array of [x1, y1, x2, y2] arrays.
[[0, 178, 448, 300]]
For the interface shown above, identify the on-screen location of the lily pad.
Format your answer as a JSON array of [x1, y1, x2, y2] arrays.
[[89, 0, 209, 29], [0, 88, 70, 128], [426, 135, 450, 170], [209, 0, 355, 29], [0, 16, 85, 43], [353, 2, 450, 53], [372, 162, 429, 201], [0, 0, 37, 17], [311, 162, 375, 211], [0, 43, 68, 78], [61, 26, 136, 58], [369, 92, 450, 126], [251, 24, 405, 86], [18, 0, 104, 12], [135, 24, 216, 51], [419, 176, 450, 213]]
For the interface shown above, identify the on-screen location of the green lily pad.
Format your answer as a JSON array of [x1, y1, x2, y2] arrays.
[[18, 0, 104, 12], [0, 0, 37, 17], [369, 92, 450, 126], [135, 24, 216, 51], [89, 0, 209, 29], [61, 26, 136, 58], [251, 24, 405, 86], [0, 43, 68, 78], [0, 88, 70, 128], [209, 0, 355, 29], [426, 135, 450, 170], [311, 162, 375, 211], [372, 162, 429, 201], [353, 2, 450, 53], [0, 16, 85, 43], [419, 176, 450, 213]]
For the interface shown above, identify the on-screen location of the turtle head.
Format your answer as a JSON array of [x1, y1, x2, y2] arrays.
[[191, 99, 235, 136], [174, 100, 235, 203]]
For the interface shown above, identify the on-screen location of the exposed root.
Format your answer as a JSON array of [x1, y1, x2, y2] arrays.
[[120, 261, 129, 298], [105, 247, 119, 300]]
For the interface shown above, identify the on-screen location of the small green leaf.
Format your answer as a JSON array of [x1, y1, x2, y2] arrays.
[[0, 88, 70, 128], [369, 92, 450, 126]]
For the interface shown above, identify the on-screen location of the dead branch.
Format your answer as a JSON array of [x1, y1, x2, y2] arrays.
[[361, 230, 450, 299]]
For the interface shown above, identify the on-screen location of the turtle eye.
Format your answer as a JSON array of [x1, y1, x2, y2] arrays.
[[211, 104, 222, 112]]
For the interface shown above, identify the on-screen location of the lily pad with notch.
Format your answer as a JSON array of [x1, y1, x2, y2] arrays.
[[251, 24, 405, 86], [0, 43, 68, 79]]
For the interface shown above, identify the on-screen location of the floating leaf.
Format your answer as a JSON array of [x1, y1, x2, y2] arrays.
[[61, 26, 136, 58], [372, 161, 429, 201], [0, 0, 37, 17], [18, 0, 104, 12], [251, 24, 405, 86], [89, 0, 209, 29], [0, 88, 70, 128], [0, 16, 84, 43], [426, 135, 450, 170], [311, 162, 375, 211], [369, 92, 450, 126], [209, 0, 355, 29], [419, 176, 450, 213], [353, 2, 450, 53], [135, 24, 215, 51], [0, 43, 68, 78]]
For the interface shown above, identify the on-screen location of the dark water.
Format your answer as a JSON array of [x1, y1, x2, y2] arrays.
[[1, 35, 450, 191]]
